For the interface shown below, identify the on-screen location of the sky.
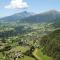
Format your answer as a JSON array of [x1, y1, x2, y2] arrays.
[[0, 0, 60, 18]]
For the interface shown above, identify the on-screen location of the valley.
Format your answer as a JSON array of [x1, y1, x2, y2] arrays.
[[0, 10, 60, 60]]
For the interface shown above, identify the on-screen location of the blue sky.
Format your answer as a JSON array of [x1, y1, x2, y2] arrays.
[[0, 0, 60, 18]]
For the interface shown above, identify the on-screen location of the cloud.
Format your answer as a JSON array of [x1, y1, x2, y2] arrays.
[[5, 0, 29, 9]]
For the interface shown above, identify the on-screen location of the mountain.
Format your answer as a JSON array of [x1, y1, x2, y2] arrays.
[[21, 10, 60, 23], [0, 10, 60, 26], [0, 11, 34, 22]]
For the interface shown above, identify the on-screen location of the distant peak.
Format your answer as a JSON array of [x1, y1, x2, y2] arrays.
[[21, 11, 28, 13], [48, 10, 59, 13], [18, 11, 29, 14], [43, 10, 60, 15]]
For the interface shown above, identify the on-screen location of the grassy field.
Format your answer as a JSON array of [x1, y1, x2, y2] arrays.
[[33, 48, 54, 60], [9, 46, 30, 52], [9, 46, 35, 60], [0, 53, 3, 60], [18, 56, 35, 60]]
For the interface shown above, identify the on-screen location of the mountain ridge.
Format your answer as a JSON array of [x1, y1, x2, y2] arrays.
[[21, 10, 60, 23], [0, 11, 34, 22], [0, 10, 60, 24]]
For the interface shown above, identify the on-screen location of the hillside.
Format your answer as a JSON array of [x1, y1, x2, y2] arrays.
[[21, 10, 60, 23], [0, 11, 33, 22], [40, 29, 60, 60]]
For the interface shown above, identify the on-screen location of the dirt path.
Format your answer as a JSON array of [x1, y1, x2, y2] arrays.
[[33, 49, 40, 60]]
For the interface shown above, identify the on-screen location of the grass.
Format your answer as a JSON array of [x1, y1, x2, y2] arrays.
[[35, 48, 54, 60], [0, 52, 6, 60], [0, 53, 3, 60], [9, 46, 30, 52], [18, 56, 35, 60]]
